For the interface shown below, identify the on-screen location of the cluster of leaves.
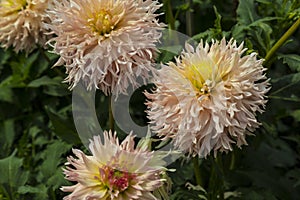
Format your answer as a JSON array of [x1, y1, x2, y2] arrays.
[[0, 49, 76, 199], [0, 0, 299, 199]]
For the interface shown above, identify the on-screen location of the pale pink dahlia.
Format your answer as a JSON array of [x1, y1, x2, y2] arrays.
[[145, 38, 270, 157], [0, 0, 51, 53], [46, 0, 163, 95], [61, 130, 166, 200]]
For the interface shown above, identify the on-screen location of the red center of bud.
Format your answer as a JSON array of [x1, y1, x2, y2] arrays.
[[97, 166, 135, 192], [108, 169, 130, 191]]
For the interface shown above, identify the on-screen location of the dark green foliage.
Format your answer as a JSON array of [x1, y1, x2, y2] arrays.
[[0, 0, 300, 199], [159, 0, 300, 199], [0, 49, 75, 199]]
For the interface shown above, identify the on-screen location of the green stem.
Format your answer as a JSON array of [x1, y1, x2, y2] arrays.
[[108, 95, 114, 132], [163, 0, 175, 30], [186, 0, 193, 36], [51, 189, 57, 200], [269, 95, 300, 102], [264, 17, 300, 66], [192, 157, 203, 186], [208, 156, 225, 200], [208, 157, 216, 200], [229, 151, 235, 170], [215, 156, 224, 200]]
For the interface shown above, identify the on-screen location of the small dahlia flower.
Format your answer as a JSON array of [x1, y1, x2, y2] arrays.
[[61, 130, 166, 200], [46, 0, 163, 95], [0, 0, 51, 53], [145, 38, 270, 157]]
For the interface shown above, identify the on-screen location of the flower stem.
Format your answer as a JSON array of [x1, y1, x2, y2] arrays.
[[193, 157, 203, 186], [208, 156, 225, 200], [215, 156, 224, 200], [186, 0, 193, 36], [264, 17, 300, 66], [51, 190, 57, 200], [229, 151, 235, 170], [108, 95, 114, 132], [163, 0, 175, 30]]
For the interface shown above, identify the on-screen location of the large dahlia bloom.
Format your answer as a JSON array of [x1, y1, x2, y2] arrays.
[[0, 0, 51, 53], [145, 38, 270, 157], [46, 0, 163, 95], [61, 130, 166, 200]]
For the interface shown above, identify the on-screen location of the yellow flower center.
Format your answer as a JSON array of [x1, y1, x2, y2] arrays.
[[182, 60, 213, 94], [0, 0, 27, 11], [88, 9, 114, 36], [0, 0, 27, 17]]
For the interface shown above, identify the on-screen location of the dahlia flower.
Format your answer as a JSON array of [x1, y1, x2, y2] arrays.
[[0, 0, 51, 53], [145, 38, 270, 157], [61, 130, 166, 200], [46, 0, 163, 95]]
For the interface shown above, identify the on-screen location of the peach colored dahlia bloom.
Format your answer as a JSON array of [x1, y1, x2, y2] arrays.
[[0, 0, 51, 53], [145, 38, 270, 157], [46, 0, 163, 95], [61, 130, 166, 200]]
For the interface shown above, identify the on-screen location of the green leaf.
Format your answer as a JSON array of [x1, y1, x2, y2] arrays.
[[29, 52, 53, 78], [0, 74, 26, 88], [158, 45, 182, 63], [0, 151, 29, 191], [0, 87, 13, 103], [232, 0, 277, 46], [153, 174, 172, 200], [232, 17, 276, 44], [0, 48, 11, 66], [27, 76, 60, 87], [45, 107, 81, 144], [291, 109, 300, 122], [18, 185, 48, 199], [47, 168, 70, 190], [237, 189, 277, 200], [224, 191, 241, 199], [256, 0, 272, 4], [270, 72, 300, 95], [286, 169, 300, 188], [39, 140, 71, 180], [43, 83, 70, 97], [192, 6, 227, 42], [236, 0, 259, 25], [0, 119, 15, 156], [169, 158, 194, 186], [279, 54, 300, 72], [213, 6, 222, 32], [0, 52, 40, 87], [186, 182, 207, 194], [10, 52, 39, 80], [170, 188, 206, 200]]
